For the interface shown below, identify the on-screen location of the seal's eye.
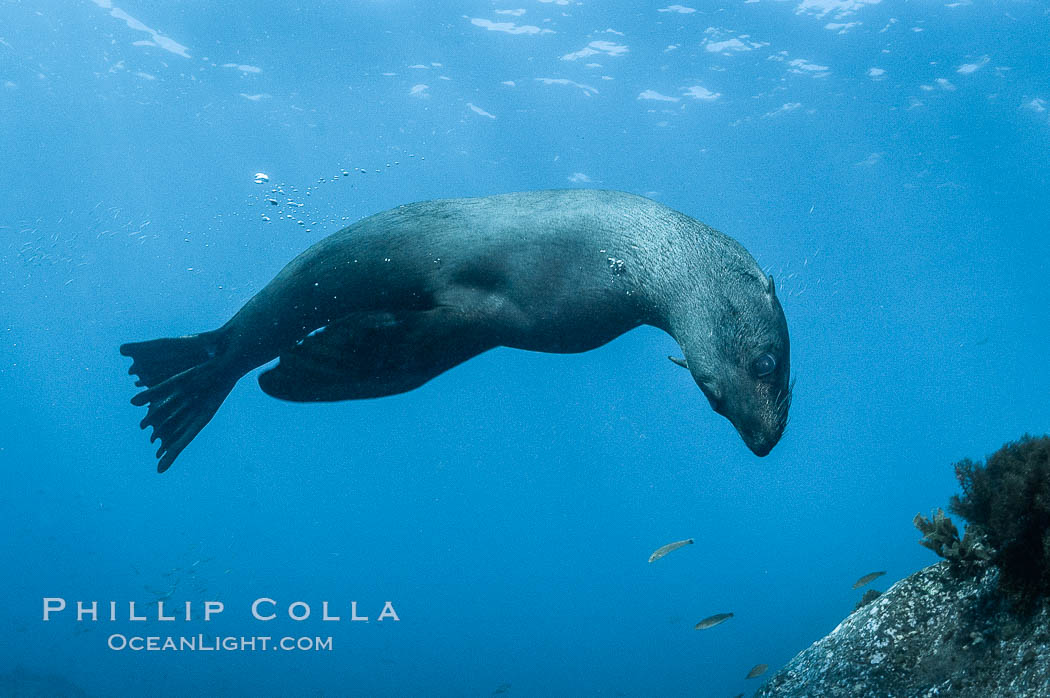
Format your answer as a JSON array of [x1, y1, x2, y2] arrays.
[[752, 352, 776, 378]]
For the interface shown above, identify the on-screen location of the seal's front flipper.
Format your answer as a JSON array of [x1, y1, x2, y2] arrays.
[[258, 309, 490, 402], [120, 332, 235, 472]]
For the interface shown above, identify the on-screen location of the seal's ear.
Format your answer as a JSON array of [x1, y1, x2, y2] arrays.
[[766, 275, 776, 299]]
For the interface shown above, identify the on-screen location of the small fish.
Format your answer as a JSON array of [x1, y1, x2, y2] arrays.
[[648, 538, 694, 563], [852, 571, 886, 589], [144, 584, 175, 600], [694, 612, 733, 630], [746, 663, 768, 679]]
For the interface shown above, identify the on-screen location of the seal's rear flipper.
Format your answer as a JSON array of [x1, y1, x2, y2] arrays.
[[120, 333, 234, 472]]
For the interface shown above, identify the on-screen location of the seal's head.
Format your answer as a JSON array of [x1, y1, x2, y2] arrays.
[[677, 274, 792, 457]]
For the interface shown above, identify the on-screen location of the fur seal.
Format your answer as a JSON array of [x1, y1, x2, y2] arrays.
[[121, 189, 791, 472]]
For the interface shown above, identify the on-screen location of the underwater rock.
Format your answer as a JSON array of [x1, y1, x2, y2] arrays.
[[755, 561, 1050, 697]]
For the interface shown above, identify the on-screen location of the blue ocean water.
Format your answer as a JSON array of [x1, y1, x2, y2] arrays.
[[2, 1, 1049, 695]]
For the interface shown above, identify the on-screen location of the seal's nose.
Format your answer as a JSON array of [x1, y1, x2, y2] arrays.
[[746, 437, 774, 458], [735, 421, 779, 457], [701, 380, 783, 457]]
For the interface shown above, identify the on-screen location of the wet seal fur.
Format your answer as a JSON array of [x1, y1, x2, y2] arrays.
[[121, 189, 791, 472]]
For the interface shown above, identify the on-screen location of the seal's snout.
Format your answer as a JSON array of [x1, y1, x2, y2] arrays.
[[713, 385, 787, 459], [741, 431, 776, 458], [727, 411, 782, 457]]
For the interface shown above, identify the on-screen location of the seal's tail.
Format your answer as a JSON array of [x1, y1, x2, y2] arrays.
[[120, 331, 235, 473]]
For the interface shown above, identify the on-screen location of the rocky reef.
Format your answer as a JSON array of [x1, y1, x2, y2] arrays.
[[757, 436, 1050, 698], [755, 560, 1050, 697]]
